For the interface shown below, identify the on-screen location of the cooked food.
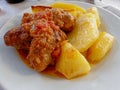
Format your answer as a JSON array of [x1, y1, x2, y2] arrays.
[[86, 7, 101, 27], [4, 27, 32, 50], [51, 2, 86, 18], [87, 32, 114, 63], [4, 2, 114, 79], [68, 13, 99, 52], [22, 8, 75, 32], [27, 19, 67, 72], [4, 8, 68, 72], [56, 41, 91, 79], [31, 5, 52, 13]]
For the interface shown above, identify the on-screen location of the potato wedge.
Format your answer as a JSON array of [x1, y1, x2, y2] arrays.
[[87, 32, 114, 64], [51, 2, 86, 13], [51, 2, 86, 18], [68, 13, 99, 52], [56, 41, 91, 79], [87, 7, 101, 27]]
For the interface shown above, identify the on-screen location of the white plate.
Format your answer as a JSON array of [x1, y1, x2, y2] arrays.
[[0, 1, 120, 90]]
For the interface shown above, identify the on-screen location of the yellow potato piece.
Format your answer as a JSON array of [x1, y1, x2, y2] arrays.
[[51, 2, 86, 12], [87, 7, 101, 28], [51, 2, 86, 17], [68, 13, 99, 52], [87, 32, 114, 64], [56, 41, 91, 79]]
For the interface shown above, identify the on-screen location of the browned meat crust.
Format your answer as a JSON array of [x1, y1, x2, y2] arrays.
[[4, 27, 32, 50]]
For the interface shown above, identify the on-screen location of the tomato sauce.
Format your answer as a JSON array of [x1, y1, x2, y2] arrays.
[[16, 49, 64, 78], [17, 49, 31, 68]]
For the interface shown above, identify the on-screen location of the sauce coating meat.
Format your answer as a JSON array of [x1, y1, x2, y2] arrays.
[[4, 27, 32, 50], [27, 19, 67, 71], [4, 8, 74, 72], [22, 8, 75, 32]]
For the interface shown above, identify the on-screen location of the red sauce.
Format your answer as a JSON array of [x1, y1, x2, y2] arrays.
[[16, 49, 65, 78], [17, 49, 31, 68]]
